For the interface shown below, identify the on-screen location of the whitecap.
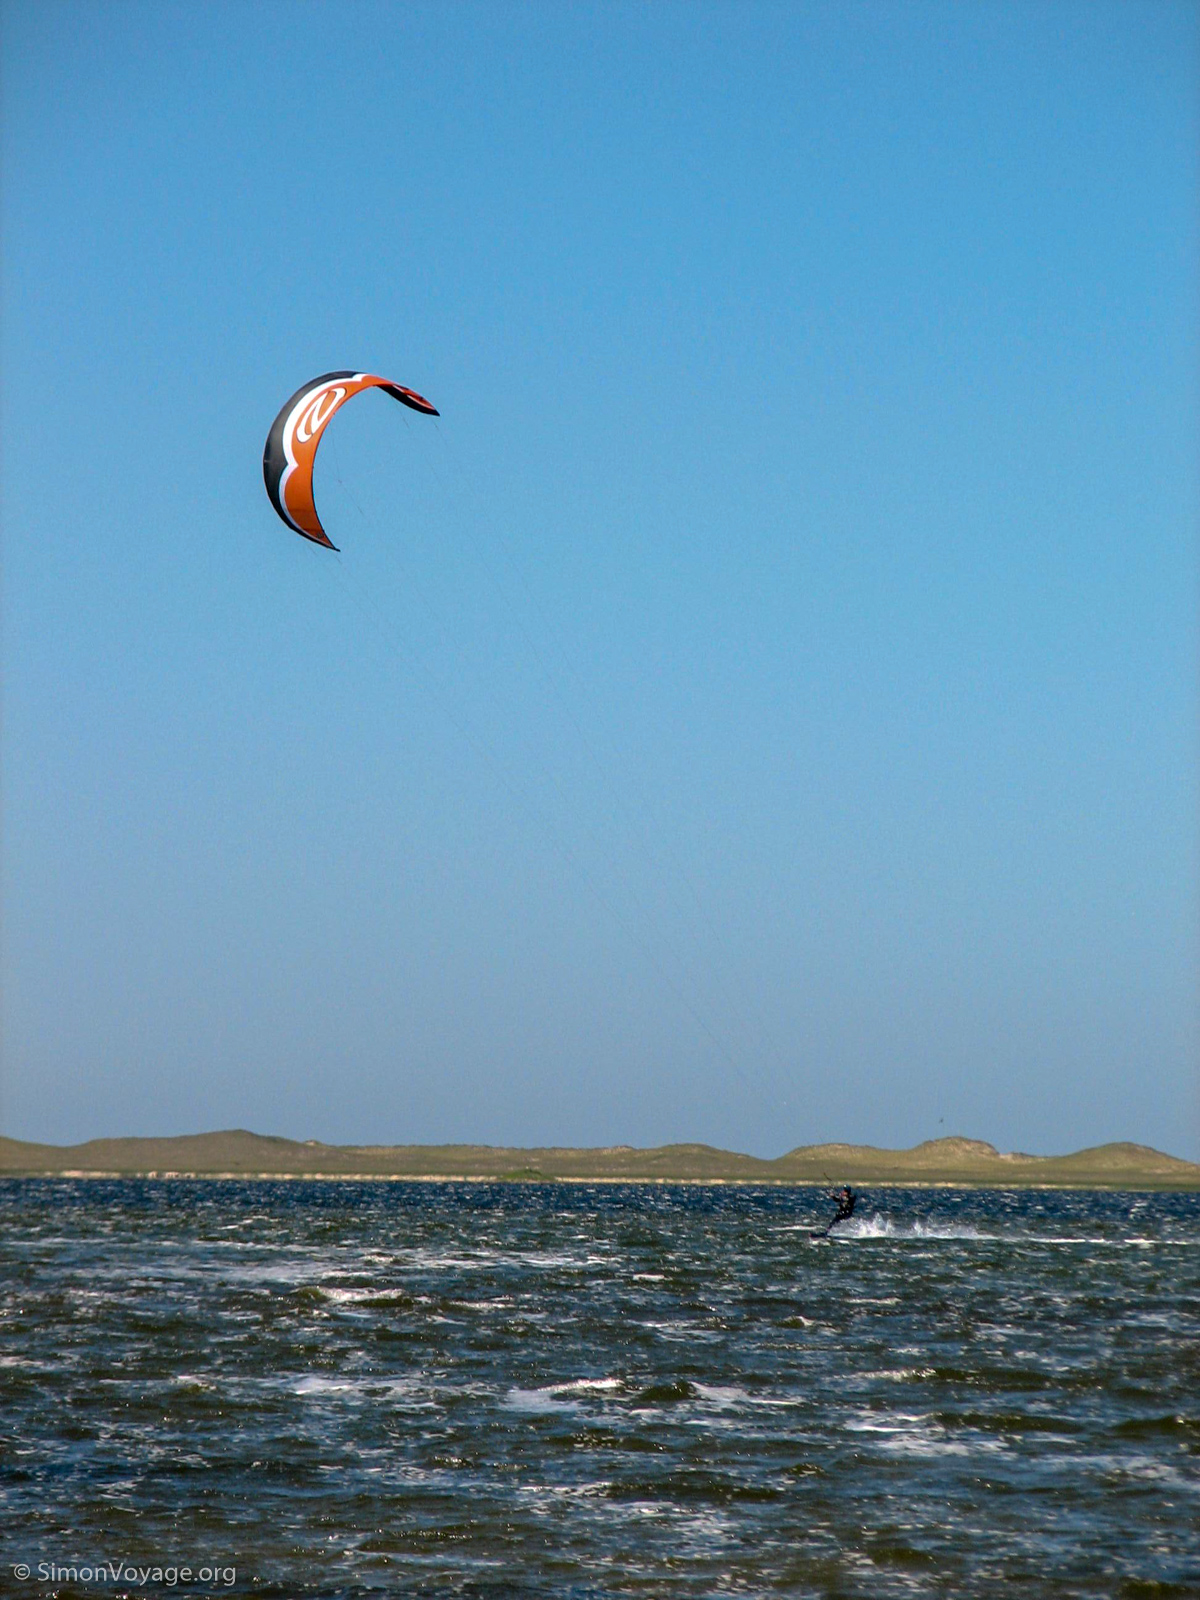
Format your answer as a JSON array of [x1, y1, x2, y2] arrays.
[[693, 1384, 751, 1409], [860, 1367, 938, 1382], [845, 1411, 932, 1434], [877, 1434, 1009, 1457], [291, 1374, 357, 1395], [502, 1376, 621, 1413], [554, 1377, 623, 1394], [320, 1285, 411, 1306], [845, 1408, 1010, 1459], [503, 1385, 578, 1414], [639, 1319, 721, 1343]]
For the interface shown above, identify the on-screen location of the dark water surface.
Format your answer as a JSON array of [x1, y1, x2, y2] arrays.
[[1, 1180, 1197, 1598]]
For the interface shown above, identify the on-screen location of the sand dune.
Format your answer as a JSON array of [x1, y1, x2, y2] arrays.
[[1, 1130, 1196, 1188]]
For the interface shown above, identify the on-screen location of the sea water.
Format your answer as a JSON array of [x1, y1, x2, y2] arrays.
[[1, 1180, 1197, 1597]]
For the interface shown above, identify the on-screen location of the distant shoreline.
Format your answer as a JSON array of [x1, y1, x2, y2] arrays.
[[2, 1132, 1197, 1190]]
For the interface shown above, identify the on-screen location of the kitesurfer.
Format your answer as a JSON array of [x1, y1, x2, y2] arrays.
[[810, 1184, 859, 1240]]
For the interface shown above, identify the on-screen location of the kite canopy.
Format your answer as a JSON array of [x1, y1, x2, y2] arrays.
[[263, 371, 438, 549]]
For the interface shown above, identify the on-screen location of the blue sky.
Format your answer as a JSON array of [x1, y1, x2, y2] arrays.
[[2, 0, 1197, 1158]]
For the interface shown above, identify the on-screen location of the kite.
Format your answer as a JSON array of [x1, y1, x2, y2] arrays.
[[263, 371, 438, 549]]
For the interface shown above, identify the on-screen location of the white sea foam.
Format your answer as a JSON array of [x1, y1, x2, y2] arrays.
[[503, 1376, 623, 1413], [292, 1374, 358, 1395], [777, 1215, 1169, 1246], [1093, 1454, 1200, 1493], [516, 1480, 611, 1508], [840, 1216, 997, 1241], [503, 1385, 577, 1414], [846, 1409, 1010, 1458], [396, 1250, 483, 1271], [878, 1433, 1009, 1458], [693, 1383, 750, 1409], [860, 1367, 938, 1383], [845, 1410, 932, 1434], [285, 1373, 433, 1406], [774, 1217, 997, 1240], [639, 1320, 721, 1343], [512, 1250, 608, 1269], [319, 1285, 412, 1306], [222, 1257, 333, 1286]]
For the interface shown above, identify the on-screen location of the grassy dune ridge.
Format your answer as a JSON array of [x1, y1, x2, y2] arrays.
[[1, 1132, 1197, 1188]]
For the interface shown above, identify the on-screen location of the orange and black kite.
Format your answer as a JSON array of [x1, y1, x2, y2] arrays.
[[263, 371, 439, 549]]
